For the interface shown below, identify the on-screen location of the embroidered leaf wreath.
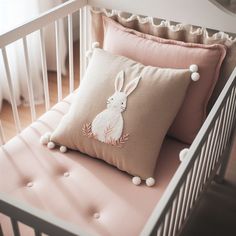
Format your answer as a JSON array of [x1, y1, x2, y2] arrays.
[[82, 70, 141, 147]]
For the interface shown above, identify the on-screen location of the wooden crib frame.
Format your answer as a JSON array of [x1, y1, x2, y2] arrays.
[[0, 0, 236, 235]]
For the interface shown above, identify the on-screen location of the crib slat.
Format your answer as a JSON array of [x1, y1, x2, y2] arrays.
[[189, 160, 200, 209], [0, 224, 3, 236], [202, 121, 218, 186], [190, 142, 207, 207], [39, 29, 50, 111], [23, 36, 36, 122], [209, 108, 225, 182], [207, 101, 228, 180], [167, 194, 178, 236], [79, 8, 85, 80], [217, 87, 236, 179], [85, 6, 91, 55], [183, 163, 196, 220], [178, 171, 191, 229], [214, 111, 228, 177], [55, 20, 62, 102], [199, 131, 214, 191], [195, 133, 212, 199], [215, 89, 236, 170], [219, 97, 231, 154], [79, 6, 89, 80], [68, 14, 74, 93], [11, 218, 20, 236], [222, 89, 236, 151], [203, 128, 215, 185], [210, 100, 230, 172], [1, 47, 21, 132], [162, 210, 170, 236], [206, 119, 219, 181], [157, 223, 164, 236], [185, 157, 199, 215], [83, 6, 89, 68], [222, 87, 236, 154], [0, 120, 6, 145], [173, 183, 185, 235], [215, 98, 229, 160], [34, 229, 41, 236]]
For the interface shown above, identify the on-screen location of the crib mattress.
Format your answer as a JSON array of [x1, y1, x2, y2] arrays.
[[0, 93, 188, 236]]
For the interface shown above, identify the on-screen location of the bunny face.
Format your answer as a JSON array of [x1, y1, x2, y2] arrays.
[[106, 70, 141, 113], [107, 92, 127, 112]]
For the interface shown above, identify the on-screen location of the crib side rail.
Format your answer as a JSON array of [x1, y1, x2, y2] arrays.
[[0, 0, 86, 48], [0, 0, 88, 143], [141, 67, 236, 236], [0, 192, 91, 236]]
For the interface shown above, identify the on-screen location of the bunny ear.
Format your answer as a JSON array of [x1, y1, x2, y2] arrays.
[[115, 70, 125, 92], [124, 76, 141, 96]]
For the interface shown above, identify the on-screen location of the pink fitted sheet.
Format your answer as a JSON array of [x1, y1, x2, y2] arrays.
[[0, 93, 188, 236]]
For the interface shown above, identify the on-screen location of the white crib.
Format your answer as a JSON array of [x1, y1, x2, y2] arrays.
[[0, 0, 236, 235]]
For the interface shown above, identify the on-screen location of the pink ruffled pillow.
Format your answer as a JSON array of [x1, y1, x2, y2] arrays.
[[103, 17, 226, 144]]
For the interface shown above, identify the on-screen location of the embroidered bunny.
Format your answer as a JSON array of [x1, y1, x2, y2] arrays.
[[82, 70, 141, 146]]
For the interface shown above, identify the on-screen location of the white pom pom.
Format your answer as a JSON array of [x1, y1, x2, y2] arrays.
[[179, 148, 189, 162], [60, 146, 67, 153], [132, 176, 141, 185], [189, 64, 198, 73], [92, 42, 100, 49], [44, 132, 51, 139], [40, 132, 51, 145], [86, 50, 93, 58], [191, 72, 200, 82], [47, 141, 55, 149], [146, 177, 155, 187], [40, 135, 48, 145]]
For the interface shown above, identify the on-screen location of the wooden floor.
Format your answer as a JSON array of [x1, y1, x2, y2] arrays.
[[0, 42, 80, 142]]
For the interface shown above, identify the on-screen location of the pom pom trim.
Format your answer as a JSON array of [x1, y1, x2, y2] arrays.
[[60, 146, 67, 153], [40, 132, 51, 145], [191, 72, 200, 82], [47, 141, 56, 149], [132, 176, 141, 185], [189, 64, 198, 73], [146, 177, 155, 187]]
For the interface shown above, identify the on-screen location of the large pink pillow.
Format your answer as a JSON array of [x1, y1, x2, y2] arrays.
[[103, 17, 226, 144]]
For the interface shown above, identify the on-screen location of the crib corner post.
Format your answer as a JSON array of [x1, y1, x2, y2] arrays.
[[79, 4, 91, 81]]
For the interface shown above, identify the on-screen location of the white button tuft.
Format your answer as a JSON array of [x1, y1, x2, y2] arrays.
[[27, 182, 33, 187], [63, 172, 70, 177], [93, 213, 100, 219]]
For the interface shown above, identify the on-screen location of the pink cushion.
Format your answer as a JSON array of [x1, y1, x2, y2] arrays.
[[0, 93, 188, 236], [103, 17, 226, 144]]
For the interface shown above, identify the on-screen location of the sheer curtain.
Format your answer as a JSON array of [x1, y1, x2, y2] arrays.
[[0, 0, 67, 110]]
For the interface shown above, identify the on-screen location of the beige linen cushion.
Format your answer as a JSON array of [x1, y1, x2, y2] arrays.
[[51, 48, 193, 180]]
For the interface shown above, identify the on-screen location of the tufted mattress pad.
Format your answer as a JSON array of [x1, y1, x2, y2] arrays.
[[0, 92, 188, 236]]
